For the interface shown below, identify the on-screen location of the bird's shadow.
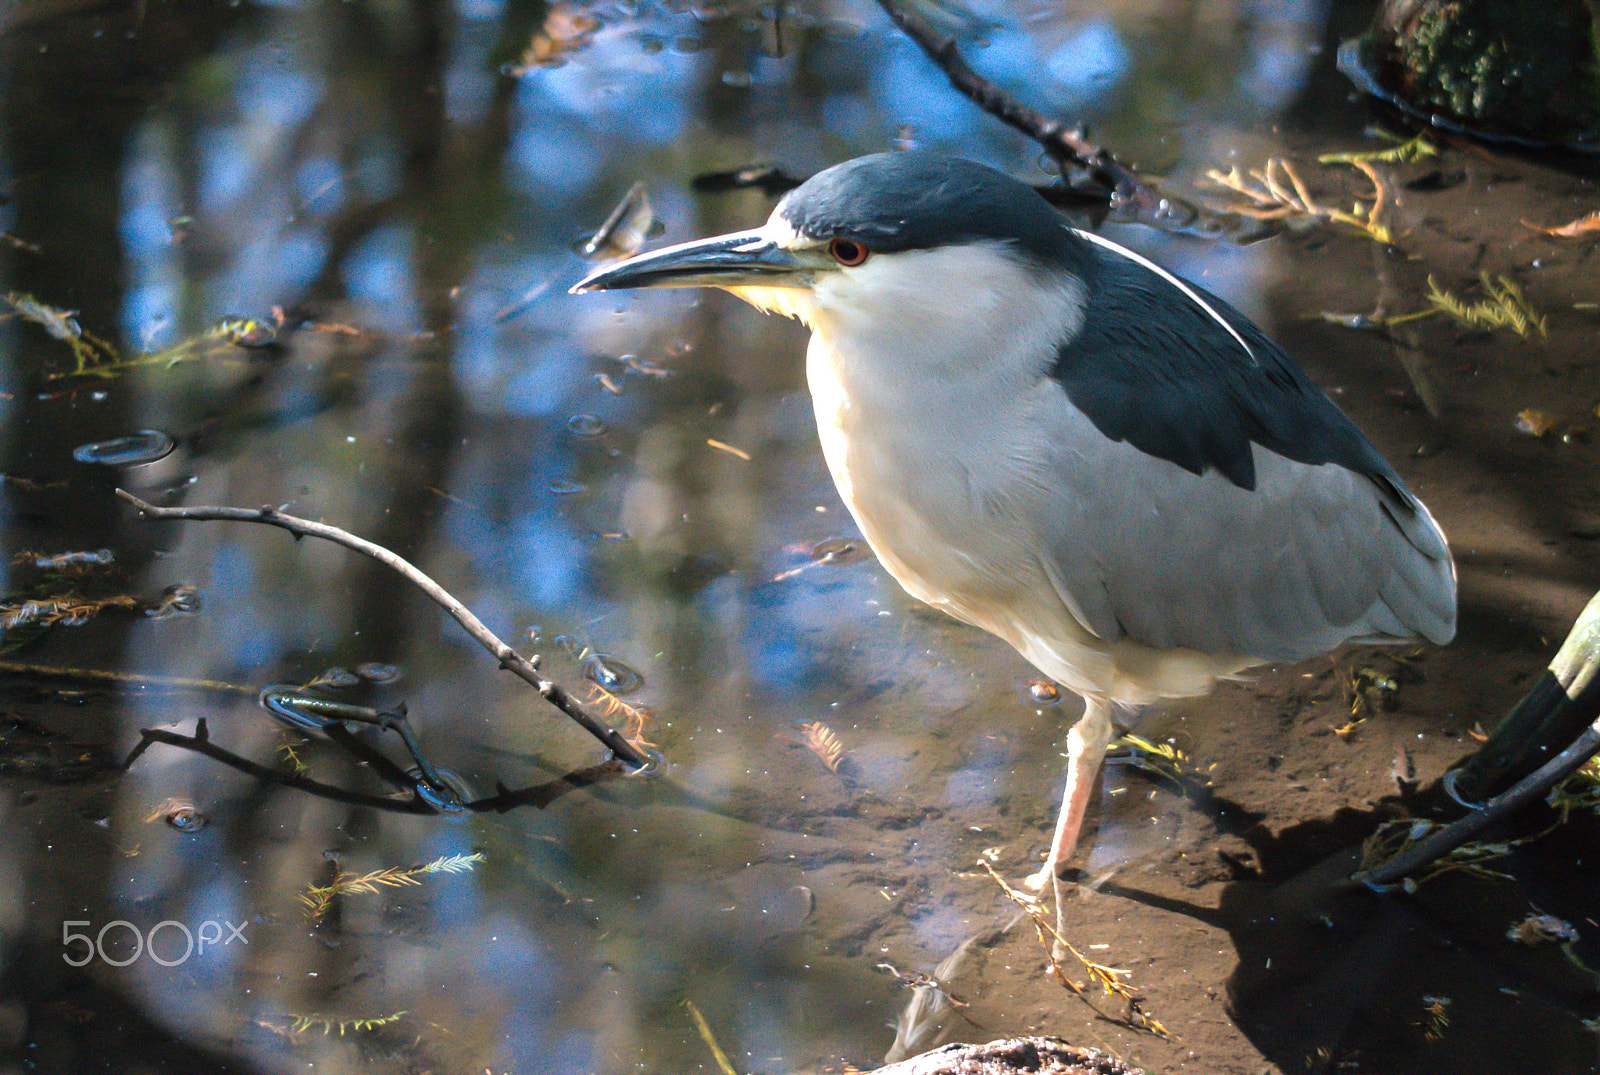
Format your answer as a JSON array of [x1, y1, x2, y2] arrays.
[[1085, 783, 1600, 1075]]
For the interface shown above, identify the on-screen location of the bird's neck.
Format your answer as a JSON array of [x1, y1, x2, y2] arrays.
[[802, 246, 1085, 426]]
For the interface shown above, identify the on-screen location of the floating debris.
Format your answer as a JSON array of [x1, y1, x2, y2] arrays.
[[356, 662, 402, 684], [798, 720, 846, 773], [705, 438, 751, 461], [1508, 913, 1580, 946], [1420, 274, 1547, 338], [1515, 409, 1559, 437], [583, 653, 644, 695], [72, 429, 175, 467], [1317, 133, 1439, 165], [278, 1010, 409, 1038], [508, 2, 602, 71], [1201, 157, 1394, 243], [623, 355, 672, 378], [300, 851, 486, 921], [683, 1000, 738, 1075], [19, 548, 114, 572], [1420, 995, 1451, 1043], [578, 182, 659, 261], [548, 478, 588, 495], [1526, 210, 1600, 238], [143, 798, 207, 832], [812, 536, 868, 566], [308, 666, 362, 690], [566, 413, 606, 437], [0, 585, 193, 637], [1108, 732, 1214, 791], [884, 934, 982, 1063], [144, 584, 201, 619], [6, 292, 80, 341], [215, 316, 278, 348]]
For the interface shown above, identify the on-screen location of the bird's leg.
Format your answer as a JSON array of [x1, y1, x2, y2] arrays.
[[1024, 697, 1114, 952]]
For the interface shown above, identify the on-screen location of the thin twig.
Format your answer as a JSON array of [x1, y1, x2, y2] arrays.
[[114, 489, 652, 770], [123, 723, 440, 814]]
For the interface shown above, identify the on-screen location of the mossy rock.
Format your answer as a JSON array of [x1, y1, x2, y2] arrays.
[[1351, 0, 1600, 148]]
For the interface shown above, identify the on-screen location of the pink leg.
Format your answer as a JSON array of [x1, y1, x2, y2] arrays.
[[1025, 697, 1114, 951]]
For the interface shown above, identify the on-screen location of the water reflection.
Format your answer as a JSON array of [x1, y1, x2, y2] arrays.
[[3, 0, 1593, 1072]]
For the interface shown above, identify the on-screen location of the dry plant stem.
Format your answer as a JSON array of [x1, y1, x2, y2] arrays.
[[114, 489, 651, 770], [872, 0, 1155, 213]]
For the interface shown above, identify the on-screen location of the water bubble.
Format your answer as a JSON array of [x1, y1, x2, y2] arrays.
[[356, 662, 402, 684], [670, 34, 704, 52], [548, 478, 589, 495], [1028, 679, 1062, 705], [310, 666, 362, 690], [585, 653, 644, 694], [637, 33, 665, 53], [720, 69, 754, 88], [553, 635, 583, 659], [145, 583, 202, 619], [164, 804, 208, 833], [811, 537, 869, 566], [406, 766, 474, 813], [73, 429, 175, 467], [567, 413, 606, 437]]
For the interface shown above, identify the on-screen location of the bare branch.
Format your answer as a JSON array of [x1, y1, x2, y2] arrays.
[[873, 0, 1159, 217], [114, 488, 654, 771]]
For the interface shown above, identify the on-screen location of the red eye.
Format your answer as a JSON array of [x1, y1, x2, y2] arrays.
[[828, 238, 869, 266]]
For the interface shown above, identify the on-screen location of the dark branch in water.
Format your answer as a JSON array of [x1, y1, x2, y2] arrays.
[[124, 724, 441, 814], [123, 724, 633, 814], [871, 0, 1160, 218], [114, 488, 654, 771]]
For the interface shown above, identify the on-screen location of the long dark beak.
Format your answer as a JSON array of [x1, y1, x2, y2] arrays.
[[570, 229, 814, 292]]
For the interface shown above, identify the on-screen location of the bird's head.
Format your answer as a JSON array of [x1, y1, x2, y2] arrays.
[[570, 152, 1085, 344]]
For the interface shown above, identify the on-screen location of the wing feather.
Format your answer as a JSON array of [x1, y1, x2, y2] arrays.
[[1029, 393, 1455, 663]]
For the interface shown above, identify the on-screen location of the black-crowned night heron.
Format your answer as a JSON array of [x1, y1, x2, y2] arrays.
[[572, 151, 1456, 933]]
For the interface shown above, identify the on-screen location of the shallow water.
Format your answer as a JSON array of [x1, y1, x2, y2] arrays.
[[1, 1, 1598, 1072]]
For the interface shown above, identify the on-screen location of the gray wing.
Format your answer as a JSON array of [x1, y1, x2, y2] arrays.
[[1028, 394, 1456, 663]]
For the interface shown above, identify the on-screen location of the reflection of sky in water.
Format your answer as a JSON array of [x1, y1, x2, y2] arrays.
[[66, 0, 1343, 1067]]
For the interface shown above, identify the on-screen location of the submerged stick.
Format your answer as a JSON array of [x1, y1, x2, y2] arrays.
[[114, 489, 653, 770]]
